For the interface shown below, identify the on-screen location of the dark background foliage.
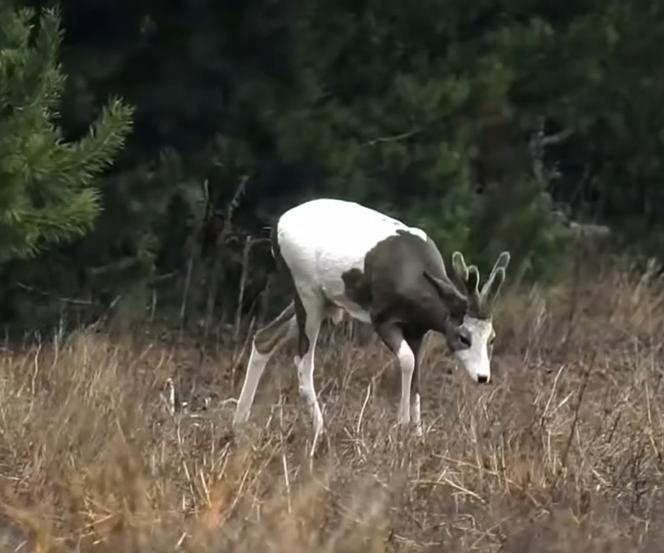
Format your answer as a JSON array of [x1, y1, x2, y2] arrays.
[[1, 0, 660, 337]]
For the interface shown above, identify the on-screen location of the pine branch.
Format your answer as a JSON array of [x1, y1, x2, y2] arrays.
[[0, 6, 135, 262], [49, 98, 135, 188]]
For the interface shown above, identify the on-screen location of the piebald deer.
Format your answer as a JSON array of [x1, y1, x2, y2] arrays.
[[232, 198, 510, 450]]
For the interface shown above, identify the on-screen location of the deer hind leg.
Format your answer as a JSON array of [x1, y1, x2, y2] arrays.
[[327, 305, 344, 326], [293, 287, 325, 454], [233, 302, 297, 428]]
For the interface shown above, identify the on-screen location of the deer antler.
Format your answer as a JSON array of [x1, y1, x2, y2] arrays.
[[451, 251, 511, 318]]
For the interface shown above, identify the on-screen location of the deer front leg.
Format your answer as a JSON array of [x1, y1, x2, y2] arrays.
[[406, 334, 424, 437], [375, 322, 414, 426], [396, 340, 415, 425]]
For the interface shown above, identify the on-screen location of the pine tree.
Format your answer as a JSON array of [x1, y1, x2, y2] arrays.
[[0, 5, 133, 262]]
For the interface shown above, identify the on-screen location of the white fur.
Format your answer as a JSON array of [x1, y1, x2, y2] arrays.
[[233, 347, 271, 426], [454, 316, 494, 382], [412, 393, 422, 437], [277, 198, 428, 321], [396, 340, 415, 425]]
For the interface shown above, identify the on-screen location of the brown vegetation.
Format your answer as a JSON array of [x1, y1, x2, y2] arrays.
[[1, 258, 663, 552]]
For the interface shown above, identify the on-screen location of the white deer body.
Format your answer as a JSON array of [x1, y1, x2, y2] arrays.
[[277, 198, 428, 323], [233, 198, 510, 453]]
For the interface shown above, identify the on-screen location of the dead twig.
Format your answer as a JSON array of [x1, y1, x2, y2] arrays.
[[203, 175, 250, 342], [549, 354, 594, 494], [233, 235, 255, 344]]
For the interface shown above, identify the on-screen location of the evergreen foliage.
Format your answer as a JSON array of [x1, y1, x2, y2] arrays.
[[0, 5, 133, 262]]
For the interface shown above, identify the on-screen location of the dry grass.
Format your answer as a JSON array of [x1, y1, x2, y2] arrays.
[[1, 260, 664, 552]]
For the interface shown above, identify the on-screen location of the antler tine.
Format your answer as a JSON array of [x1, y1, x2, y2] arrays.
[[479, 251, 511, 309], [451, 251, 480, 299], [451, 251, 469, 283], [466, 265, 480, 299], [480, 251, 510, 298], [495, 251, 511, 272]]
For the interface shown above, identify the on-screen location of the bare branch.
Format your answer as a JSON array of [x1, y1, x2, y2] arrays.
[[233, 235, 255, 343], [363, 127, 422, 147], [14, 281, 95, 305], [203, 174, 251, 341], [540, 128, 574, 147], [528, 116, 574, 185]]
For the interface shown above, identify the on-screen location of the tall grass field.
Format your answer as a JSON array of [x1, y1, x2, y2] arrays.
[[0, 260, 663, 552]]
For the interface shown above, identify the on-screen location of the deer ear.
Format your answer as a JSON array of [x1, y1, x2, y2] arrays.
[[423, 271, 468, 310]]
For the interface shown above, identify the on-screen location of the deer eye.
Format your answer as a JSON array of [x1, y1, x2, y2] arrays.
[[459, 333, 471, 348], [451, 311, 465, 326]]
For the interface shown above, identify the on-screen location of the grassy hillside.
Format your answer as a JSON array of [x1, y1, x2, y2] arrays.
[[0, 258, 663, 552]]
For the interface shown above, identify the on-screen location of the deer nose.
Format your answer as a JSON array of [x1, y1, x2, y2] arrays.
[[477, 375, 489, 384]]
